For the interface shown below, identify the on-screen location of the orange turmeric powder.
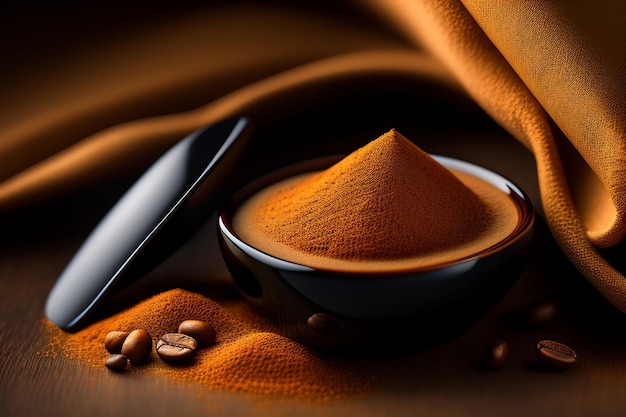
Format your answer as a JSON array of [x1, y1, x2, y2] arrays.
[[45, 288, 373, 401], [234, 129, 519, 271]]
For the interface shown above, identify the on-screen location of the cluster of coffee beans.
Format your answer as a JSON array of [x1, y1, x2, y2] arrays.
[[482, 300, 577, 371], [104, 329, 152, 369], [104, 320, 215, 371]]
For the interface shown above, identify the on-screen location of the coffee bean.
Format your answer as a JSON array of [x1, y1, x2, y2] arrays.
[[307, 313, 342, 334], [105, 354, 129, 371], [536, 339, 576, 370], [178, 320, 215, 347], [521, 300, 557, 327], [121, 329, 152, 364], [156, 333, 197, 362], [104, 331, 129, 354], [484, 338, 510, 370]]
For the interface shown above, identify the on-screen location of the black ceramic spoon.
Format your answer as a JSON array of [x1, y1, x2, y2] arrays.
[[46, 117, 252, 331]]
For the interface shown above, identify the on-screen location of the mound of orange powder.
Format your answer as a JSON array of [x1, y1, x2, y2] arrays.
[[45, 288, 374, 401]]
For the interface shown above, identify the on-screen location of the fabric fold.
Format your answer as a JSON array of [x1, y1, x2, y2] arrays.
[[0, 50, 455, 212], [365, 0, 626, 311], [2, 1, 625, 314], [460, 0, 626, 249]]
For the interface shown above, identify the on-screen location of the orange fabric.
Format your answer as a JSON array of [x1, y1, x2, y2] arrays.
[[1, 2, 625, 311], [365, 0, 626, 311]]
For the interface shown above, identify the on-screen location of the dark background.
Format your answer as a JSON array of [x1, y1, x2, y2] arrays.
[[2, 3, 626, 416]]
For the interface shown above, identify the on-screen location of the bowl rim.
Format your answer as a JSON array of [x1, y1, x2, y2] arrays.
[[218, 154, 535, 277]]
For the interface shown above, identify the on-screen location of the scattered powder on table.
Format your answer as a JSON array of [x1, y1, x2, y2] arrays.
[[234, 129, 519, 271], [45, 288, 374, 402]]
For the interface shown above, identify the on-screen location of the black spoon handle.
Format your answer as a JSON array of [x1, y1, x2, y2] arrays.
[[46, 117, 252, 331]]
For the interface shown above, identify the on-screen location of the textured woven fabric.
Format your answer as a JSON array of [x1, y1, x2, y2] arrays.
[[366, 0, 626, 311], [1, 2, 624, 311]]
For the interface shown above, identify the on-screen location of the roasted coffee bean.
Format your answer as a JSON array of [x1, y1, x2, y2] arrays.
[[536, 339, 576, 370], [484, 338, 510, 370], [307, 313, 342, 334], [156, 333, 197, 362], [105, 354, 129, 371], [121, 329, 152, 364], [178, 320, 215, 347], [521, 300, 557, 327], [104, 331, 129, 354]]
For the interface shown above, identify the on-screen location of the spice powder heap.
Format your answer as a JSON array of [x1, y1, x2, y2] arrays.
[[45, 288, 372, 401], [234, 129, 519, 271]]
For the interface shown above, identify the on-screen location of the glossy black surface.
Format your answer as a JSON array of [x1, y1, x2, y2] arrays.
[[46, 117, 252, 331]]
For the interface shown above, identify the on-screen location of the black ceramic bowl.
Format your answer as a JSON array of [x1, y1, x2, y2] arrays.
[[218, 155, 534, 354]]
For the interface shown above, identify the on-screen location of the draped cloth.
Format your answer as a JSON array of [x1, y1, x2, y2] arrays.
[[1, 2, 625, 312]]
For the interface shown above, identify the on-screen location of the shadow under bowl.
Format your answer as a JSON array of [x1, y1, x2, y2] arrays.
[[218, 155, 534, 355]]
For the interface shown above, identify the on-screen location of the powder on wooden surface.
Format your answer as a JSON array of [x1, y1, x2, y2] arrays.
[[234, 129, 519, 271], [45, 288, 373, 402]]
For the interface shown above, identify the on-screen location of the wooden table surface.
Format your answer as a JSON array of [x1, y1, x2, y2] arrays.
[[3, 4, 626, 416]]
